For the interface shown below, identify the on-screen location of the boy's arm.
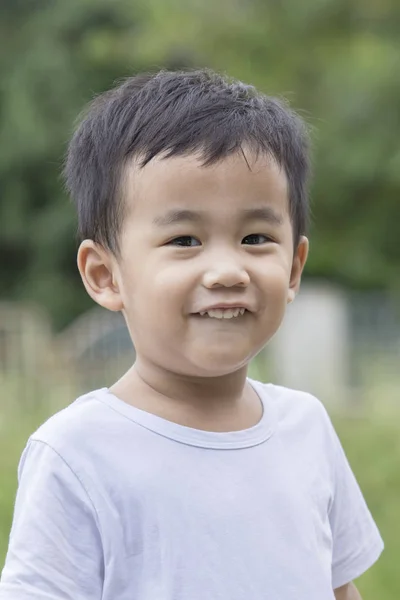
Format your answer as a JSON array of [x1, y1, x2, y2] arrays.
[[324, 411, 383, 589], [334, 582, 362, 600], [0, 440, 103, 599]]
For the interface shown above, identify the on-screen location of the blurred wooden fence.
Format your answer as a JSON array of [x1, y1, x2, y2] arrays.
[[0, 284, 399, 411]]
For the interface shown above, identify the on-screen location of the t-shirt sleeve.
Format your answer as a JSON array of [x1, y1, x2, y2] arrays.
[[327, 421, 384, 589], [0, 439, 104, 600]]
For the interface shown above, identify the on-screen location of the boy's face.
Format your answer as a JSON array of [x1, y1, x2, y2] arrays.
[[81, 151, 308, 378]]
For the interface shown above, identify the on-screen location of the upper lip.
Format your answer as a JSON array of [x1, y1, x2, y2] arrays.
[[194, 303, 253, 313]]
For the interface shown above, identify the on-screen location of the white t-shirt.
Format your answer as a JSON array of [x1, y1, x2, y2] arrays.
[[0, 380, 383, 600]]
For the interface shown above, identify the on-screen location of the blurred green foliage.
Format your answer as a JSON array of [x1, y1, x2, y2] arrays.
[[1, 0, 400, 328]]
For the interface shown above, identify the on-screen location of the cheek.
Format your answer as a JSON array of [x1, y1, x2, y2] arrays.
[[153, 261, 196, 300], [126, 263, 190, 320], [259, 262, 291, 300]]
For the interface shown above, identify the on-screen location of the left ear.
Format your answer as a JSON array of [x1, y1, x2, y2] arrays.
[[287, 236, 309, 304]]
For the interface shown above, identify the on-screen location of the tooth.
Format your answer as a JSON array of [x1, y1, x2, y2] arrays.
[[203, 308, 246, 319], [207, 309, 223, 318]]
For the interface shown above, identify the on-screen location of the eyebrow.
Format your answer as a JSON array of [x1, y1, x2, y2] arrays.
[[241, 207, 283, 226], [153, 209, 203, 227], [153, 207, 283, 227]]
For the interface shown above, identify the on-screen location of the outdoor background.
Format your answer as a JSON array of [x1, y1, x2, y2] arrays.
[[0, 0, 399, 597]]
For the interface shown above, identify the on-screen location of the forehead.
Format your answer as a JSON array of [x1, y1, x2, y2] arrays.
[[123, 150, 290, 219]]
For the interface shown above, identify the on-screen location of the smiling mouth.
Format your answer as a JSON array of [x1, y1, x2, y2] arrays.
[[196, 307, 248, 320]]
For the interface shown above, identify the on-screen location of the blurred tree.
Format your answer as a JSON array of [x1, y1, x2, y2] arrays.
[[0, 0, 399, 328], [0, 0, 152, 327]]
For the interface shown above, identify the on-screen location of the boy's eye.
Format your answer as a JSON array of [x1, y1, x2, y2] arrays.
[[168, 236, 201, 247], [242, 234, 272, 245]]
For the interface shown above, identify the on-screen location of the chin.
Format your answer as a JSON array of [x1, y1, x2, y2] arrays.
[[187, 351, 252, 377]]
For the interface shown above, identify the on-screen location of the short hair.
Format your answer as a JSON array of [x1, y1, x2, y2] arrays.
[[64, 69, 311, 254]]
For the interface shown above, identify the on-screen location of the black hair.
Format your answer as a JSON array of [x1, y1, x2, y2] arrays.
[[64, 69, 311, 253]]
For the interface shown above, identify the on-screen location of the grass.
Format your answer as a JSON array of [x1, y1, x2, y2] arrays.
[[332, 414, 400, 598], [0, 379, 399, 598]]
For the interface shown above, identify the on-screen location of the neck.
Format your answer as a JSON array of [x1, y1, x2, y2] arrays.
[[110, 358, 261, 431], [137, 358, 249, 406]]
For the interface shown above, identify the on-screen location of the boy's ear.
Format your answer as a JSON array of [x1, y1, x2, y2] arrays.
[[77, 240, 123, 312], [287, 236, 309, 304]]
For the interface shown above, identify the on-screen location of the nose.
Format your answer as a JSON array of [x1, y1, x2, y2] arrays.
[[202, 259, 250, 289]]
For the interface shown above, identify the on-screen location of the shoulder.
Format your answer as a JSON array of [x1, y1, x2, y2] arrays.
[[28, 388, 119, 465], [251, 379, 331, 426], [250, 379, 336, 452], [20, 388, 129, 502]]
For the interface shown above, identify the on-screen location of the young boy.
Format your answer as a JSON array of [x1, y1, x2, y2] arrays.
[[0, 70, 383, 599]]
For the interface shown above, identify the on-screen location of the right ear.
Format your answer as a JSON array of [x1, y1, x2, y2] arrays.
[[77, 240, 123, 312]]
